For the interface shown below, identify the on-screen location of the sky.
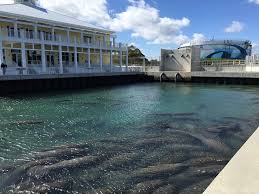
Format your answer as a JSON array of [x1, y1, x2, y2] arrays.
[[1, 0, 259, 58]]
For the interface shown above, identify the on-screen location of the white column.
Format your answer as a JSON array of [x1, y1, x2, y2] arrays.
[[34, 24, 38, 39], [52, 27, 55, 41], [81, 32, 84, 44], [74, 37, 78, 73], [119, 43, 123, 70], [93, 33, 96, 45], [14, 21, 18, 38], [126, 46, 129, 72], [110, 50, 113, 72], [41, 32, 46, 73], [59, 45, 63, 74], [88, 47, 91, 69], [103, 35, 107, 48], [0, 40, 3, 66], [112, 36, 116, 47], [100, 44, 103, 72], [67, 30, 70, 43], [21, 30, 27, 70]]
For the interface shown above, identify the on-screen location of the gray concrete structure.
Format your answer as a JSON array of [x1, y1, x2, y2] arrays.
[[160, 46, 202, 72]]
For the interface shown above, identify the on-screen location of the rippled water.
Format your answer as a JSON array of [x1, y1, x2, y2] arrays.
[[1, 83, 259, 193]]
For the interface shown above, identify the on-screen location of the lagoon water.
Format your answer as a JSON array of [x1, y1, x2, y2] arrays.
[[1, 83, 259, 193]]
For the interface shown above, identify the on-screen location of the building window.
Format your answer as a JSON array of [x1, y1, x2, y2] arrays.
[[7, 27, 15, 37], [62, 52, 69, 65], [71, 53, 79, 63], [83, 36, 92, 44], [27, 50, 41, 65]]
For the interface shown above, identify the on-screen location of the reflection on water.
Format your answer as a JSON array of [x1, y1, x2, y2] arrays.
[[1, 83, 259, 193]]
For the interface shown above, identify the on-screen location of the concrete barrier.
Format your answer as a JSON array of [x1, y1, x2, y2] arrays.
[[204, 127, 259, 194]]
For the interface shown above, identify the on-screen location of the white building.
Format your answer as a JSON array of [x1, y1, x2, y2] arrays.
[[0, 0, 129, 75]]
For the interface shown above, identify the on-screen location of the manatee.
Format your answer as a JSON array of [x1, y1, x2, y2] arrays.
[[129, 179, 165, 194], [33, 147, 90, 160], [1, 157, 60, 189], [173, 113, 197, 117], [11, 120, 44, 125], [184, 156, 229, 167], [28, 156, 99, 179], [152, 184, 178, 194], [130, 163, 187, 181], [178, 178, 214, 194]]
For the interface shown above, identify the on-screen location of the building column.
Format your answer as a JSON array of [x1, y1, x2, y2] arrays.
[[81, 32, 84, 44], [14, 21, 18, 38], [100, 47, 103, 72], [110, 50, 113, 72], [41, 32, 46, 73], [74, 37, 78, 73], [119, 43, 123, 71], [88, 47, 91, 69], [34, 24, 38, 39], [0, 40, 3, 66], [93, 33, 96, 45], [126, 46, 129, 72], [52, 27, 55, 41], [67, 30, 70, 43], [59, 45, 63, 74], [21, 30, 27, 73], [112, 36, 116, 47]]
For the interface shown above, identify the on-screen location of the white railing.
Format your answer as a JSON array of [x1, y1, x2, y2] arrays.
[[0, 28, 127, 50], [201, 59, 246, 66]]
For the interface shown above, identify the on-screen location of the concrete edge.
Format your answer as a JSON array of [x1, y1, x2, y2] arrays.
[[204, 126, 259, 194]]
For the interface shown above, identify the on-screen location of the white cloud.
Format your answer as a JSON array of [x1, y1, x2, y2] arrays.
[[109, 0, 190, 45], [249, 0, 259, 4], [224, 21, 244, 33], [0, 0, 14, 4], [1, 0, 205, 46]]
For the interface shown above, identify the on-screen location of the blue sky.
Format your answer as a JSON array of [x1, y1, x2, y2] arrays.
[[107, 0, 259, 58], [2, 0, 259, 58]]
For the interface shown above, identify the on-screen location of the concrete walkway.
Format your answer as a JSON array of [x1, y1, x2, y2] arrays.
[[204, 127, 259, 194]]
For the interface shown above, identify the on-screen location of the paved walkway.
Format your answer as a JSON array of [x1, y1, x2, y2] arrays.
[[204, 127, 259, 194]]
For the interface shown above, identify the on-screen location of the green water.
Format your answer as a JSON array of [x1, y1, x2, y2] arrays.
[[1, 83, 259, 193]]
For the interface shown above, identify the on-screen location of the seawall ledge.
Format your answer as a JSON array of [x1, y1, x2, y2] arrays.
[[204, 126, 259, 194]]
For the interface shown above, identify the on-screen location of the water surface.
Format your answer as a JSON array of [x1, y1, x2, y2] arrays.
[[1, 83, 259, 193]]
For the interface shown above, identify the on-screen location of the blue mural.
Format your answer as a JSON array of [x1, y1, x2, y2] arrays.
[[199, 41, 252, 60]]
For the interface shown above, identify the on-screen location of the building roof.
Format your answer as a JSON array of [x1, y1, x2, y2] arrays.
[[180, 40, 251, 48], [0, 3, 113, 34]]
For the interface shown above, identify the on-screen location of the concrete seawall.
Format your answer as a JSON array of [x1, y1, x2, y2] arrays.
[[204, 126, 259, 194], [0, 72, 151, 95]]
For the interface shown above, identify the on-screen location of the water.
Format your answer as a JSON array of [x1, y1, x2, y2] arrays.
[[1, 83, 259, 193]]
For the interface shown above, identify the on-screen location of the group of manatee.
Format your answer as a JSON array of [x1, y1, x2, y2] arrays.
[[1, 112, 258, 194]]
